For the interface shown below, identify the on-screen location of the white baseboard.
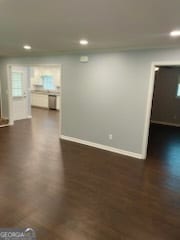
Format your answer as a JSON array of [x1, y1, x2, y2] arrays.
[[0, 124, 9, 128], [151, 120, 180, 127], [27, 115, 32, 119], [60, 135, 144, 159]]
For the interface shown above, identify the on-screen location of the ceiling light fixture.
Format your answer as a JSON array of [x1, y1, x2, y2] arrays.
[[155, 67, 159, 72], [80, 39, 88, 45], [23, 45, 32, 50], [170, 30, 180, 37]]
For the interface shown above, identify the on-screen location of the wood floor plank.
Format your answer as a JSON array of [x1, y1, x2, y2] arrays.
[[0, 109, 179, 239]]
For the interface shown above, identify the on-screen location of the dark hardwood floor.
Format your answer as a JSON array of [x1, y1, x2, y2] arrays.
[[0, 109, 180, 240]]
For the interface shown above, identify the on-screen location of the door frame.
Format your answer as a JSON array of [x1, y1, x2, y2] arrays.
[[142, 61, 180, 159], [0, 79, 2, 118], [7, 64, 62, 136]]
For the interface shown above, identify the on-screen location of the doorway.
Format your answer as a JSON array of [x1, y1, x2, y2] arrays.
[[143, 63, 180, 159], [30, 66, 61, 112], [8, 64, 61, 134]]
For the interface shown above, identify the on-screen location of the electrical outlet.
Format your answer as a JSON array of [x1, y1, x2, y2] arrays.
[[109, 134, 113, 140]]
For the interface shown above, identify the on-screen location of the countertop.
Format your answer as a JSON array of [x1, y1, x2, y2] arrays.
[[31, 90, 60, 96]]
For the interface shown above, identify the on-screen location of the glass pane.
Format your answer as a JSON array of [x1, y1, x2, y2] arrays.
[[13, 89, 22, 97], [42, 75, 55, 90], [12, 72, 23, 97]]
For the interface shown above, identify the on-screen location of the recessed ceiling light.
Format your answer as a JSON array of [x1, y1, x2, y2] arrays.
[[170, 30, 180, 37], [155, 67, 159, 71], [80, 39, 88, 45], [23, 45, 32, 50]]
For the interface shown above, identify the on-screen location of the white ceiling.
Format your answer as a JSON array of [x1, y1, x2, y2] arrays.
[[1, 0, 180, 56]]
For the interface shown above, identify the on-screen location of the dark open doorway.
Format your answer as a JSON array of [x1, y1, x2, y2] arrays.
[[147, 66, 180, 172]]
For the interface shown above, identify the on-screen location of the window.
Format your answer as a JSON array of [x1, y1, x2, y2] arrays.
[[42, 75, 55, 90], [177, 77, 180, 97], [12, 72, 23, 97]]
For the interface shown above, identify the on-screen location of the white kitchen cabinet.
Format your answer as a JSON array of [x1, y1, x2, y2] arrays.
[[56, 96, 60, 110], [31, 93, 37, 106], [31, 93, 48, 108], [31, 76, 43, 87]]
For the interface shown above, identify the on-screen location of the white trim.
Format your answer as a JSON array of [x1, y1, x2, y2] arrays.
[[0, 79, 2, 118], [0, 124, 9, 128], [142, 61, 180, 159], [27, 115, 32, 119], [141, 63, 156, 159], [59, 67, 62, 138], [7, 65, 13, 125], [60, 135, 143, 159], [151, 120, 180, 127]]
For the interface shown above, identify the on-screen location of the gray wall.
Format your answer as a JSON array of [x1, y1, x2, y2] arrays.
[[1, 48, 180, 156], [151, 67, 180, 124]]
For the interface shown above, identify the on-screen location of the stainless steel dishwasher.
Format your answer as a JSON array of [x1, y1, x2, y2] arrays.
[[48, 95, 57, 110]]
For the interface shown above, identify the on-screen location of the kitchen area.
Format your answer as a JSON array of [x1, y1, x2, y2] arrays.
[[30, 66, 60, 111]]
